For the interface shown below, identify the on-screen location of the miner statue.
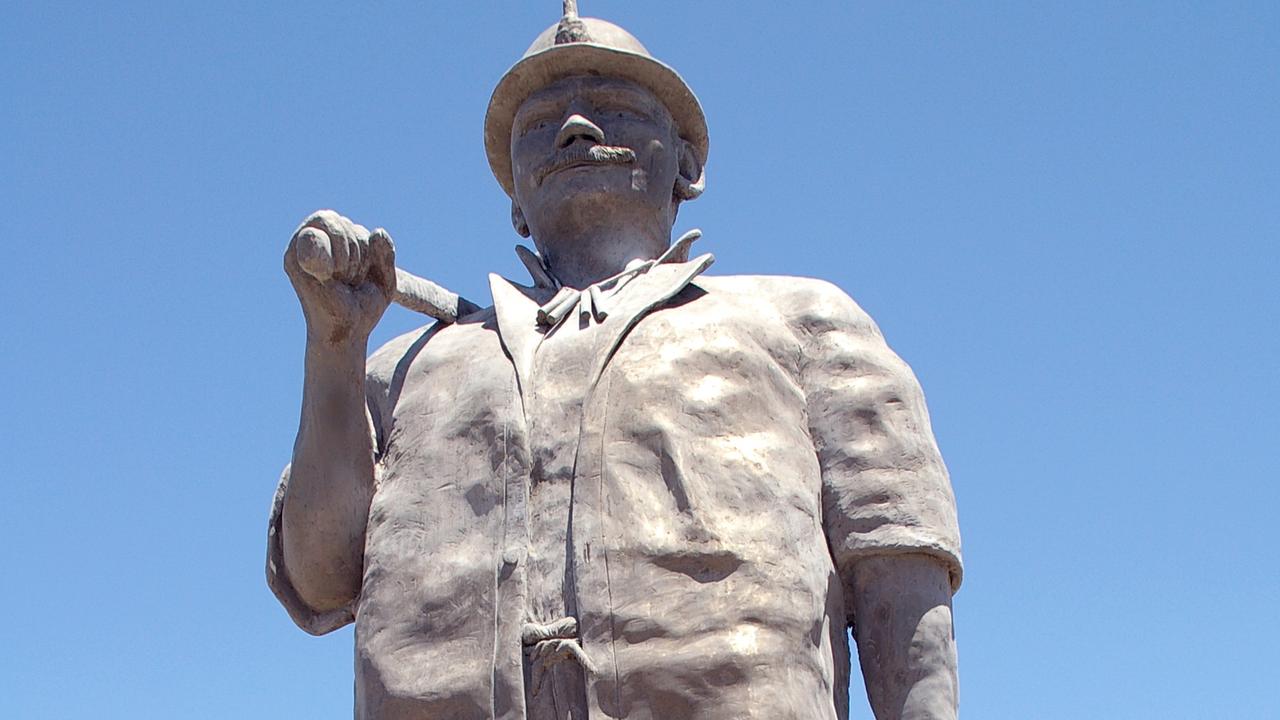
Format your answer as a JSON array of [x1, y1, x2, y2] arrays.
[[268, 3, 963, 718]]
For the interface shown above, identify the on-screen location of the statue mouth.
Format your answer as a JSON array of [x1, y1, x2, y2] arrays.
[[536, 144, 637, 186]]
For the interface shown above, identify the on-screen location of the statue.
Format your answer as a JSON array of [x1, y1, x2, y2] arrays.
[[268, 3, 962, 718]]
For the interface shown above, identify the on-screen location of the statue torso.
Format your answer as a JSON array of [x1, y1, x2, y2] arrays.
[[354, 271, 850, 719]]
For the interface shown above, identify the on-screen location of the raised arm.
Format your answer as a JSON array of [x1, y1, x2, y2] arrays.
[[789, 279, 962, 719], [278, 210, 396, 615]]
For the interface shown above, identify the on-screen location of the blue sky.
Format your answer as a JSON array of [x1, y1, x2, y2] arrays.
[[2, 2, 1277, 717]]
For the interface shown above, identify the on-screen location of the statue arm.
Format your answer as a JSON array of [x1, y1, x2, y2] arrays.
[[275, 211, 396, 618], [786, 278, 962, 718], [268, 327, 420, 635], [852, 554, 957, 720], [280, 338, 378, 615]]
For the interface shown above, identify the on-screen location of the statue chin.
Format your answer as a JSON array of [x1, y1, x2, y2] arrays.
[[520, 173, 676, 281], [532, 160, 643, 198]]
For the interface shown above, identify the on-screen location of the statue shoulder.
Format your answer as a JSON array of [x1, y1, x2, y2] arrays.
[[695, 274, 881, 338], [365, 325, 432, 390], [365, 307, 495, 385]]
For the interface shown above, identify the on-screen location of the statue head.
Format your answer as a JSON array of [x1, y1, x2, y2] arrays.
[[484, 2, 709, 247]]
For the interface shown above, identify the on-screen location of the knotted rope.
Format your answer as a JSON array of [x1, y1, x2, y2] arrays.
[[521, 616, 596, 695]]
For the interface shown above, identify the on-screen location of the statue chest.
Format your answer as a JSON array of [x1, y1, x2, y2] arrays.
[[356, 291, 835, 719]]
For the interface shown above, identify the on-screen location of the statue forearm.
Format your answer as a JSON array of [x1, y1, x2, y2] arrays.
[[281, 337, 376, 613], [852, 554, 958, 720]]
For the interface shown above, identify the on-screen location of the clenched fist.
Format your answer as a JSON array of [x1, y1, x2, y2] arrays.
[[284, 209, 397, 345]]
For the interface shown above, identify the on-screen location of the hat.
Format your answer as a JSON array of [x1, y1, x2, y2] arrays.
[[483, 2, 709, 198]]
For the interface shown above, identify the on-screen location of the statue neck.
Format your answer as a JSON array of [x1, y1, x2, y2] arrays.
[[535, 218, 671, 290]]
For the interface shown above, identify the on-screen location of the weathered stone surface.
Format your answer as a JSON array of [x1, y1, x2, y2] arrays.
[[270, 4, 961, 718]]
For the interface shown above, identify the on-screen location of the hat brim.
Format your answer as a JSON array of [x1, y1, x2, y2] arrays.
[[484, 42, 709, 198]]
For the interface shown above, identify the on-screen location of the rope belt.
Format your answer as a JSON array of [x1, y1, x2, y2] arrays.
[[521, 617, 596, 695]]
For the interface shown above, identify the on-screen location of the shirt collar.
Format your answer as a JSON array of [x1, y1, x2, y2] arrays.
[[488, 232, 715, 406], [505, 229, 709, 329]]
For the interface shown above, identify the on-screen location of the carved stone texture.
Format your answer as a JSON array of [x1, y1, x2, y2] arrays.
[[270, 6, 961, 719]]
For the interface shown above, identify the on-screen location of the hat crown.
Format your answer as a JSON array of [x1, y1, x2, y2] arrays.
[[523, 17, 653, 59], [483, 4, 708, 198]]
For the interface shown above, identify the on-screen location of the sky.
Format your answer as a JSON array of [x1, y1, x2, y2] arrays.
[[2, 1, 1277, 717]]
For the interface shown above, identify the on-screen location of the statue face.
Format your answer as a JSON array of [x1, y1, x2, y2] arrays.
[[510, 75, 682, 240]]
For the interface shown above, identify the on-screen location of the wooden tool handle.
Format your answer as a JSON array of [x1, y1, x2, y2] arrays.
[[393, 267, 481, 323]]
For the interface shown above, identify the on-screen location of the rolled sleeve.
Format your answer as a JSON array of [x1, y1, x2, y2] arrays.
[[265, 464, 356, 636], [265, 330, 414, 635], [795, 281, 962, 593]]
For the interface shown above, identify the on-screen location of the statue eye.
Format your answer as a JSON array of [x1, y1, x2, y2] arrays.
[[519, 118, 554, 137]]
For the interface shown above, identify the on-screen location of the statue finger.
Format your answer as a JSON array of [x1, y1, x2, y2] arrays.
[[340, 232, 363, 284], [367, 228, 397, 300], [292, 227, 335, 282], [348, 221, 372, 283], [298, 209, 346, 240], [328, 229, 352, 284], [298, 210, 361, 283]]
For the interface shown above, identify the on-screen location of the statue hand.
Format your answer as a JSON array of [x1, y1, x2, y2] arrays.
[[284, 209, 397, 345]]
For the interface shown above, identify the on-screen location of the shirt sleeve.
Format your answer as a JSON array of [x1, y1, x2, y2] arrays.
[[265, 330, 412, 635], [794, 280, 963, 594], [265, 463, 357, 635]]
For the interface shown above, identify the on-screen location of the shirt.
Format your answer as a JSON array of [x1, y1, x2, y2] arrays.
[[267, 254, 962, 719]]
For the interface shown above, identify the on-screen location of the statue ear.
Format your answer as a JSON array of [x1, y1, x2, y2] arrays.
[[511, 201, 531, 238], [673, 139, 705, 202]]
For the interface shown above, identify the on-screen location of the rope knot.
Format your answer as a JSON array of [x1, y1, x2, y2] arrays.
[[521, 617, 596, 695]]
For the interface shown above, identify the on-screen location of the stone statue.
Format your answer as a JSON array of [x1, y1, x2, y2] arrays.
[[268, 3, 962, 718]]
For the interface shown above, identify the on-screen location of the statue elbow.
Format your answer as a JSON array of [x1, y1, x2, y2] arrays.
[[279, 514, 364, 615]]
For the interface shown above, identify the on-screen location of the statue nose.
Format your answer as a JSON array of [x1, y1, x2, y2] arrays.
[[556, 113, 605, 148]]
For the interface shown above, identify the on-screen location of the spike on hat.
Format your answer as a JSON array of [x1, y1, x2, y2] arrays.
[[555, 0, 590, 44], [483, 1, 709, 199]]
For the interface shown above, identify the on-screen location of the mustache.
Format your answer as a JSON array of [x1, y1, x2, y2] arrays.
[[535, 144, 637, 185]]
